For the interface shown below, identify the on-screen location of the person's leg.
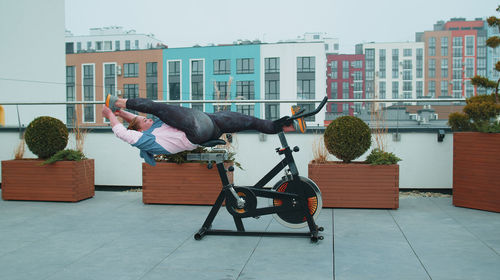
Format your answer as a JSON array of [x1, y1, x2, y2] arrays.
[[207, 111, 281, 134], [118, 97, 218, 144]]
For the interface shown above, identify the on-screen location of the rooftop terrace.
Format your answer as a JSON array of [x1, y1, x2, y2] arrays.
[[1, 190, 499, 280]]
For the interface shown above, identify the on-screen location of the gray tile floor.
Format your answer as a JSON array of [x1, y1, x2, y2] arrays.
[[0, 191, 499, 280]]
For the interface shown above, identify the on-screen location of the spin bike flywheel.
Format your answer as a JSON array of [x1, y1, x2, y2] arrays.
[[270, 176, 322, 229]]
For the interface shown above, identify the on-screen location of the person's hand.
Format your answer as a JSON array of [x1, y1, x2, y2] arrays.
[[102, 106, 113, 119], [114, 109, 121, 116]]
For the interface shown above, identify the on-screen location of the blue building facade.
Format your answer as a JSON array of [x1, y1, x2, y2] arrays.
[[163, 44, 261, 116]]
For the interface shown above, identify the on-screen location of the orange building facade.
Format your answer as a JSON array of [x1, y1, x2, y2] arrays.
[[422, 19, 487, 98], [66, 49, 163, 127]]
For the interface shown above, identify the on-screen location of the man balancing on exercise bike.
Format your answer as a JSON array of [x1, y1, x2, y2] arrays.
[[102, 95, 305, 166]]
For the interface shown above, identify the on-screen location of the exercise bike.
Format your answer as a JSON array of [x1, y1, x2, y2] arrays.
[[189, 96, 328, 242]]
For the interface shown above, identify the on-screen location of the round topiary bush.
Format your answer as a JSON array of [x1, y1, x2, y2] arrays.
[[24, 116, 68, 159], [324, 116, 371, 163]]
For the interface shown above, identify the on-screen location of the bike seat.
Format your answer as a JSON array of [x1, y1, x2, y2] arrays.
[[199, 139, 226, 147]]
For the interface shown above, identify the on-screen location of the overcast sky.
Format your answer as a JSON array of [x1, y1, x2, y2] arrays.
[[65, 0, 498, 53]]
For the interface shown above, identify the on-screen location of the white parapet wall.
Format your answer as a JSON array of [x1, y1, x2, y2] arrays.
[[0, 129, 453, 189]]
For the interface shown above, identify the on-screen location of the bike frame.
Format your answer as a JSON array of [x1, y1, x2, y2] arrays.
[[194, 97, 328, 242]]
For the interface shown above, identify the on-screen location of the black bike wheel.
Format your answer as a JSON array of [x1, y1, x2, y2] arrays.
[[271, 176, 322, 229]]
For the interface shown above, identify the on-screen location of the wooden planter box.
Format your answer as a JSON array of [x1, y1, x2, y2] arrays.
[[1, 159, 94, 202], [142, 162, 233, 205], [308, 161, 399, 209], [453, 132, 500, 213]]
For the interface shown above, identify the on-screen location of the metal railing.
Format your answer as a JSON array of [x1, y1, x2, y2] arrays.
[[0, 98, 466, 105]]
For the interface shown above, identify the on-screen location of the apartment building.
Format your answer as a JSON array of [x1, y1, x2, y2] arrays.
[[65, 26, 165, 54], [417, 18, 487, 98], [260, 42, 327, 125], [65, 49, 163, 126], [355, 41, 425, 106], [326, 54, 365, 120]]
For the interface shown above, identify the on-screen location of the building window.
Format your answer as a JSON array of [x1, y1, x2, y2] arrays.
[[465, 36, 475, 56], [453, 37, 463, 57], [297, 57, 315, 72], [441, 59, 448, 78], [168, 61, 181, 100], [342, 61, 349, 79], [104, 41, 112, 51], [115, 40, 120, 50], [428, 37, 436, 56], [416, 81, 423, 97], [191, 60, 203, 75], [124, 84, 139, 114], [236, 81, 255, 100], [191, 60, 204, 111], [365, 49, 375, 60], [124, 63, 139, 77], [429, 81, 436, 97], [214, 81, 229, 112], [125, 40, 131, 50], [379, 81, 386, 99], [135, 40, 139, 49], [331, 82, 338, 99], [428, 59, 436, 78], [403, 48, 412, 57], [104, 63, 116, 99], [342, 82, 349, 99], [168, 61, 180, 75], [351, 60, 363, 68], [392, 81, 399, 99], [214, 59, 231, 75], [237, 58, 254, 74], [297, 79, 315, 99], [87, 41, 92, 50], [265, 80, 280, 120], [95, 41, 102, 51], [66, 66, 76, 125], [76, 42, 82, 52], [147, 62, 158, 100], [237, 105, 254, 116], [441, 37, 448, 56], [265, 57, 280, 73], [82, 65, 94, 123], [265, 104, 279, 120], [441, 81, 449, 96], [465, 58, 475, 78]]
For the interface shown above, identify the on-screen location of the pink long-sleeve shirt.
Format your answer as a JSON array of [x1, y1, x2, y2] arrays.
[[112, 119, 197, 165]]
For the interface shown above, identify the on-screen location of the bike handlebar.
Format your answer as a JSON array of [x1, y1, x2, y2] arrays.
[[289, 96, 328, 121]]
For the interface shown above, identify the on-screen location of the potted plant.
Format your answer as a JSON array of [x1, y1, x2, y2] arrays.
[[142, 146, 235, 205], [447, 7, 500, 213], [308, 116, 400, 209], [1, 116, 94, 202]]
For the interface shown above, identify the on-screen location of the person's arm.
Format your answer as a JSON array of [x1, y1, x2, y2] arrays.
[[102, 106, 142, 144], [115, 109, 137, 123]]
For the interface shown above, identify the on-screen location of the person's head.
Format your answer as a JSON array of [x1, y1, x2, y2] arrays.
[[128, 116, 153, 132]]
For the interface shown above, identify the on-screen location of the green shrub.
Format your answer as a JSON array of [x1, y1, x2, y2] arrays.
[[448, 95, 500, 132], [324, 116, 371, 163], [42, 149, 86, 165], [365, 148, 401, 165], [24, 116, 68, 159]]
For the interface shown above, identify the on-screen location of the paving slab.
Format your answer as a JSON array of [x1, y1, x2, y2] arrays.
[[1, 191, 499, 280]]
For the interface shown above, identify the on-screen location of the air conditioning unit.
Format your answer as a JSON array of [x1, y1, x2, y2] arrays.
[[116, 65, 122, 76]]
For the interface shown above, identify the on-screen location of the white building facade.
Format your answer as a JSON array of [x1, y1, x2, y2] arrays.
[[358, 42, 425, 106], [260, 42, 327, 127], [0, 0, 66, 127], [65, 26, 165, 54]]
